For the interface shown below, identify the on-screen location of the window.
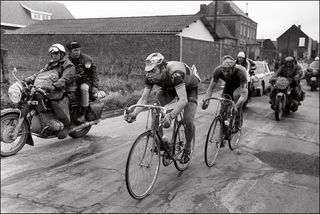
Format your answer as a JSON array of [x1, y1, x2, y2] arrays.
[[298, 37, 305, 47], [31, 12, 51, 20]]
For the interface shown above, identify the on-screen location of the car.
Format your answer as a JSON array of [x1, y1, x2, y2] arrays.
[[252, 61, 274, 96]]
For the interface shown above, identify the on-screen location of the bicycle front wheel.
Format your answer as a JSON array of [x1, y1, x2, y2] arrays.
[[204, 117, 223, 167], [125, 131, 160, 200]]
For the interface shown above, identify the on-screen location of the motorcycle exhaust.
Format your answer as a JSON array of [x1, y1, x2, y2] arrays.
[[68, 119, 101, 133]]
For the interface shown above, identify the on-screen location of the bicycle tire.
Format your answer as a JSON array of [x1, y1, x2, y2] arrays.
[[228, 110, 243, 150], [204, 117, 223, 167], [125, 131, 161, 200], [173, 122, 194, 171]]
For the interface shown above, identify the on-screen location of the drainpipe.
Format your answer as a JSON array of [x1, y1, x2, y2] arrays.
[[219, 40, 222, 62], [180, 35, 183, 61]]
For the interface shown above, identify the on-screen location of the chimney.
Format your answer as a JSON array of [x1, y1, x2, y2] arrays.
[[298, 25, 301, 29], [199, 4, 207, 15]]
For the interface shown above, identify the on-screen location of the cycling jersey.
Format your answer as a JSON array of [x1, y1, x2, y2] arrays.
[[212, 64, 247, 97], [145, 61, 200, 90]]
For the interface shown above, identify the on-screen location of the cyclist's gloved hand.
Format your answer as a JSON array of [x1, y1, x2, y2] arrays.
[[124, 108, 136, 123], [163, 114, 173, 128], [202, 99, 209, 110]]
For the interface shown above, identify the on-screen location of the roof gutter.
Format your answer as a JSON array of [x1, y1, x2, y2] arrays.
[[0, 22, 26, 28]]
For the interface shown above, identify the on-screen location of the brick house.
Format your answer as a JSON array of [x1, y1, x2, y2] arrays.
[[198, 0, 257, 49], [277, 24, 318, 60], [0, 1, 74, 32], [2, 14, 226, 79]]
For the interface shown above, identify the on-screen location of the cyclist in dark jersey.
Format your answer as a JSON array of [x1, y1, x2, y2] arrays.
[[202, 55, 248, 138], [124, 52, 201, 164]]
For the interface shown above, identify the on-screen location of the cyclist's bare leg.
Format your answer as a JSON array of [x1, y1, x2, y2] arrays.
[[233, 88, 246, 128], [154, 89, 175, 138], [183, 101, 197, 153]]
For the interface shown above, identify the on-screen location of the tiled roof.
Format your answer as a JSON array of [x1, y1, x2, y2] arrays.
[[202, 17, 235, 39], [1, 1, 74, 27], [277, 24, 310, 40], [7, 14, 203, 34]]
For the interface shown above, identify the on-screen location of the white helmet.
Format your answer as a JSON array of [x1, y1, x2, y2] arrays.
[[145, 52, 164, 72], [237, 51, 245, 58], [48, 44, 66, 53], [315, 56, 319, 61]]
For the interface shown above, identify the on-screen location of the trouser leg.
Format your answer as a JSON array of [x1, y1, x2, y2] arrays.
[[51, 96, 71, 127]]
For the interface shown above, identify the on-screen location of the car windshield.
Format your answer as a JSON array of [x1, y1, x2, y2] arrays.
[[255, 63, 265, 74]]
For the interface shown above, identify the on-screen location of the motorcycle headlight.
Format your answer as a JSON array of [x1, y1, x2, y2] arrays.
[[8, 82, 23, 103], [85, 61, 92, 69]]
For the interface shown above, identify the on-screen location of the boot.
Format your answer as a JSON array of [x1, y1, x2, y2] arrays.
[[76, 106, 88, 123]]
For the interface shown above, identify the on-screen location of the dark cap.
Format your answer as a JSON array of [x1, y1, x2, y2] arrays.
[[66, 41, 81, 50]]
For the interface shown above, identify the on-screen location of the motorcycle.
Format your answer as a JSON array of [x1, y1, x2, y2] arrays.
[[1, 69, 105, 157], [270, 77, 299, 121], [305, 67, 319, 92]]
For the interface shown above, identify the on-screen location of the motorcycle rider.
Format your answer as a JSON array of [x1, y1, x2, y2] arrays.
[[235, 51, 256, 101], [202, 55, 248, 141], [124, 52, 200, 164], [269, 56, 305, 109], [66, 41, 106, 123], [24, 44, 77, 139]]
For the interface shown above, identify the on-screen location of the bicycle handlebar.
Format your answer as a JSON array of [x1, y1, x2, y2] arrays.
[[124, 104, 167, 117], [203, 96, 235, 106]]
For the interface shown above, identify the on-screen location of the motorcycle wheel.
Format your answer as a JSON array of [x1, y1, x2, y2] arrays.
[[1, 113, 29, 157], [69, 126, 92, 138], [275, 96, 284, 121]]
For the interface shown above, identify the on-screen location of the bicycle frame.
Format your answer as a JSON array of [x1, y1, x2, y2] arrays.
[[204, 96, 238, 140], [125, 104, 184, 161]]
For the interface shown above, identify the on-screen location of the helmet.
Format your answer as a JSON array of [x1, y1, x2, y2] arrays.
[[48, 44, 65, 54], [221, 55, 235, 68], [285, 56, 294, 62], [237, 51, 245, 58], [145, 53, 164, 72], [315, 56, 319, 61], [66, 41, 81, 50]]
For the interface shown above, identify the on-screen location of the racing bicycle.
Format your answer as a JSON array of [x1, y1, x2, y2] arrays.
[[124, 102, 195, 199], [203, 95, 243, 167]]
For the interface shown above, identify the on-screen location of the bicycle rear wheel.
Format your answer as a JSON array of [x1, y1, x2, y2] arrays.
[[173, 122, 194, 171], [125, 131, 160, 200], [204, 117, 223, 167], [228, 110, 243, 150]]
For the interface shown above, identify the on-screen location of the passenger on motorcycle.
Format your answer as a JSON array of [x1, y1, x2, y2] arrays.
[[124, 52, 200, 164], [235, 51, 256, 101], [202, 55, 248, 139], [23, 44, 77, 139], [269, 56, 305, 107], [66, 41, 106, 123]]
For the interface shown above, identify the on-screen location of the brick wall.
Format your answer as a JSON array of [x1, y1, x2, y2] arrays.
[[1, 34, 180, 76], [1, 34, 244, 81]]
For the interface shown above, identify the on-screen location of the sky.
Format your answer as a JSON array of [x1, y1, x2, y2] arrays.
[[57, 1, 319, 41]]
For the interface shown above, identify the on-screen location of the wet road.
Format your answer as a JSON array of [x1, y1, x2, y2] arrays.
[[1, 81, 319, 213]]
